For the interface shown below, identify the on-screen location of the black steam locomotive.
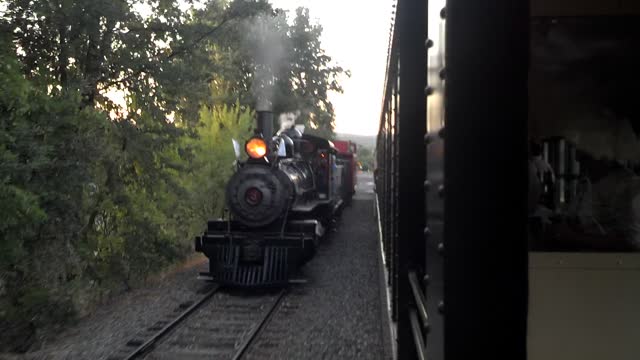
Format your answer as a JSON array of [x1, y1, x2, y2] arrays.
[[195, 110, 350, 287]]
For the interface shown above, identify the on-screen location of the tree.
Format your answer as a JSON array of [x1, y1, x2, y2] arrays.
[[0, 31, 112, 351], [285, 7, 348, 138], [197, 6, 349, 138], [357, 146, 374, 171]]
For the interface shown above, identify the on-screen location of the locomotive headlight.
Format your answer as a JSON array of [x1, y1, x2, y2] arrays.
[[245, 137, 268, 159]]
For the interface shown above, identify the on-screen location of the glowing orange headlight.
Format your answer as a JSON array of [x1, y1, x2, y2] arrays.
[[245, 137, 268, 159]]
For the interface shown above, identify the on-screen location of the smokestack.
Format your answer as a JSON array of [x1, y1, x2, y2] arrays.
[[256, 98, 274, 138], [256, 111, 273, 138]]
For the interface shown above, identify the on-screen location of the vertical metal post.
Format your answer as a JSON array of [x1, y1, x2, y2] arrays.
[[385, 106, 393, 280], [444, 1, 529, 359], [381, 110, 387, 260], [391, 80, 399, 321], [396, 0, 428, 358]]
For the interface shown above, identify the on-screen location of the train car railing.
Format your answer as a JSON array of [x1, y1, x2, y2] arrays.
[[375, 0, 429, 359], [408, 271, 429, 360], [375, 0, 529, 359]]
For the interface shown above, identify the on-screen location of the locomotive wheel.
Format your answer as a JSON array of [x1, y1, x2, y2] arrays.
[[226, 165, 293, 227]]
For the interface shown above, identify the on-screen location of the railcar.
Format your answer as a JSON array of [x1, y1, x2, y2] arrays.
[[375, 0, 640, 359], [195, 110, 348, 287]]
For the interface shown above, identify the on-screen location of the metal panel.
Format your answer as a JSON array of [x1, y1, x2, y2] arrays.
[[396, 0, 428, 358], [444, 0, 529, 359], [425, 2, 446, 359], [528, 253, 640, 360]]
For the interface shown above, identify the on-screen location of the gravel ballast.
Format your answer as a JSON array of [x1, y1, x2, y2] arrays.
[[4, 257, 212, 360], [244, 173, 390, 359]]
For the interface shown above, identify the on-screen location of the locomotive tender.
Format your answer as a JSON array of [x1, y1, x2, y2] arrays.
[[195, 110, 353, 287]]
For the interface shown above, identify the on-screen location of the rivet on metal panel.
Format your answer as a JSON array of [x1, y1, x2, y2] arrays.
[[424, 227, 432, 237], [425, 39, 434, 49], [437, 242, 444, 255], [424, 180, 431, 192], [440, 7, 446, 19], [438, 300, 444, 315], [424, 86, 434, 96]]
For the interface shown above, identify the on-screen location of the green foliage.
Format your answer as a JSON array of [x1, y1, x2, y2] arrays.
[[182, 101, 253, 228], [357, 146, 375, 171], [0, 33, 108, 351]]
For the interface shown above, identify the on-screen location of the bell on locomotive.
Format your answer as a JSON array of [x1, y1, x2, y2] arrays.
[[195, 107, 346, 287]]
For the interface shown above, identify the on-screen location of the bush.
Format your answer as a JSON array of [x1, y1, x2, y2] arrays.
[[0, 39, 253, 351]]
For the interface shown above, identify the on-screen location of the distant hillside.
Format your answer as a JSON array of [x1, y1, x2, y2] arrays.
[[335, 133, 377, 150]]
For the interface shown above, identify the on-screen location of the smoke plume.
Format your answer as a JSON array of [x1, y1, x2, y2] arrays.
[[244, 13, 288, 111], [278, 111, 300, 132]]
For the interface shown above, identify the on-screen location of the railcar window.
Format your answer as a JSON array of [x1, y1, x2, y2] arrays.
[[528, 17, 640, 252]]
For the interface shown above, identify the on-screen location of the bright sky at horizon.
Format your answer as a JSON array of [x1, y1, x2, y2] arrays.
[[270, 0, 395, 136]]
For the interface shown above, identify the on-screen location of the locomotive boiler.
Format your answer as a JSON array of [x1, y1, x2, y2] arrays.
[[195, 110, 347, 287]]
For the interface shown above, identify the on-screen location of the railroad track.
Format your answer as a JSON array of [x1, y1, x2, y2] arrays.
[[108, 286, 287, 360]]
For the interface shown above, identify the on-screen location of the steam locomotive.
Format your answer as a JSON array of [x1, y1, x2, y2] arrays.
[[195, 110, 356, 287]]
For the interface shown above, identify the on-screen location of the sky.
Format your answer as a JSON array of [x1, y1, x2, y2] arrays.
[[269, 0, 395, 136]]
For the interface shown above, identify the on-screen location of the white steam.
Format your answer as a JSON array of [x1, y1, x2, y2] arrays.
[[278, 111, 300, 133], [244, 13, 288, 111]]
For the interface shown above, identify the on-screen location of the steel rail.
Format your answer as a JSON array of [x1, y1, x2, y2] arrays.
[[231, 288, 287, 360], [123, 285, 221, 360]]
